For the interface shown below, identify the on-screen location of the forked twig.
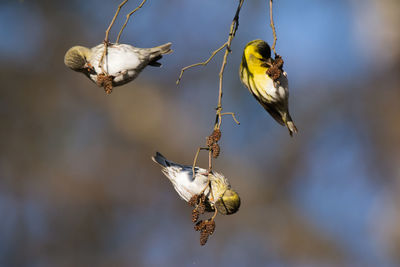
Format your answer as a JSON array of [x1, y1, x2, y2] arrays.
[[105, 0, 128, 43], [220, 112, 240, 126], [176, 43, 228, 85], [99, 0, 129, 73], [213, 0, 244, 129], [196, 0, 244, 211], [269, 0, 277, 55], [116, 0, 147, 43]]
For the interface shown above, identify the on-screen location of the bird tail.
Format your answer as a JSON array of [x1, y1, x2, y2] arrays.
[[147, 42, 173, 67], [284, 113, 298, 137], [155, 42, 173, 55], [260, 103, 298, 136], [152, 152, 171, 167]]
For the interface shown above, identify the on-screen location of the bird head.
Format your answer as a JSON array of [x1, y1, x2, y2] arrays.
[[215, 189, 241, 215], [64, 46, 92, 72], [244, 39, 271, 62]]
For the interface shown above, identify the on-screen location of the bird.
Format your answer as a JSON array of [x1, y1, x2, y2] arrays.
[[152, 152, 240, 215], [239, 39, 297, 136], [64, 42, 172, 92]]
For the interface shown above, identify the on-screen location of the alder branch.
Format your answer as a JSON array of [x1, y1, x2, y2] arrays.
[[183, 0, 245, 246], [191, 0, 244, 199]]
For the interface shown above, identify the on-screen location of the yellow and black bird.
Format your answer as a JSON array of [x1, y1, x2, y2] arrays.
[[240, 39, 297, 136], [152, 152, 240, 215]]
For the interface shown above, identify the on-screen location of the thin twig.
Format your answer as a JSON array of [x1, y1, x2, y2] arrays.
[[198, 149, 213, 197], [213, 0, 244, 130], [105, 0, 128, 43], [207, 149, 213, 173], [220, 112, 240, 126], [176, 43, 228, 85], [269, 0, 277, 55], [199, 180, 211, 197], [211, 207, 218, 220], [192, 147, 208, 178], [99, 45, 108, 74], [99, 0, 129, 73], [116, 0, 147, 43]]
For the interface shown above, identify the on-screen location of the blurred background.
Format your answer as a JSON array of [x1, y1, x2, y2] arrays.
[[1, 0, 399, 266]]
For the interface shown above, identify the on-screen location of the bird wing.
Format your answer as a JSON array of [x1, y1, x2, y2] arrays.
[[152, 152, 211, 201], [90, 44, 141, 76]]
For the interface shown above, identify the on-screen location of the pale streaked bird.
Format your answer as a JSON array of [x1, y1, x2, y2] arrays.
[[64, 42, 172, 87], [240, 39, 297, 136], [152, 152, 240, 215]]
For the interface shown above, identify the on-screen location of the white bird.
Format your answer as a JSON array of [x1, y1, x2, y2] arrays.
[[152, 152, 240, 215], [64, 42, 172, 91]]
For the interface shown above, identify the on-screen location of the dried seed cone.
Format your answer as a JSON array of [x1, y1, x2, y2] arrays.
[[211, 129, 221, 142], [274, 55, 284, 68], [212, 143, 220, 158], [189, 195, 200, 207], [205, 220, 216, 235], [200, 231, 210, 246], [194, 220, 206, 231], [266, 55, 284, 82], [97, 73, 113, 94], [206, 136, 214, 147], [192, 209, 199, 223], [266, 66, 281, 81], [104, 83, 113, 94], [197, 201, 206, 214]]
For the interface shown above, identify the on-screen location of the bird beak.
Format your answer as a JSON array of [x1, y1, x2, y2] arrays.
[[83, 62, 95, 74]]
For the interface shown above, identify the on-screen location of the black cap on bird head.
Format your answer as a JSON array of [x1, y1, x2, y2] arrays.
[[245, 39, 271, 59], [215, 189, 241, 215]]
